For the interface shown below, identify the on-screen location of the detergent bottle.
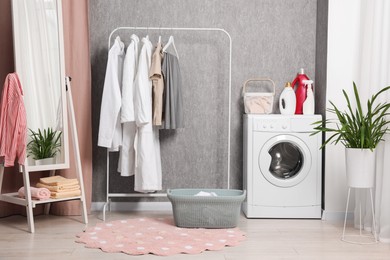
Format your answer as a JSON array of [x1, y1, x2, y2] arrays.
[[302, 80, 314, 115], [291, 68, 310, 114], [279, 82, 296, 115]]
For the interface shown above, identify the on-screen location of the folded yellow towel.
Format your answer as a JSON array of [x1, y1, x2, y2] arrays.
[[37, 182, 80, 192], [40, 175, 79, 186], [50, 189, 81, 199]]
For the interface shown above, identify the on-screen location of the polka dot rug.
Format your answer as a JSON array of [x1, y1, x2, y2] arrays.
[[75, 217, 246, 256]]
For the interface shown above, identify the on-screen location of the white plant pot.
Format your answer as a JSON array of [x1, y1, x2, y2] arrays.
[[345, 148, 376, 188], [35, 157, 55, 166]]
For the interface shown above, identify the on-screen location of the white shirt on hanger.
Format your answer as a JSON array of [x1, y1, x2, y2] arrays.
[[121, 34, 139, 123], [133, 36, 162, 192], [118, 34, 139, 176], [98, 36, 124, 151]]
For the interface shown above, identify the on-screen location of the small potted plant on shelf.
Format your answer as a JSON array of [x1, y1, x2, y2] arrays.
[[27, 127, 62, 166], [312, 82, 390, 188]]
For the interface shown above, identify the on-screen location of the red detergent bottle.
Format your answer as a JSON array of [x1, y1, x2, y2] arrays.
[[291, 68, 310, 114]]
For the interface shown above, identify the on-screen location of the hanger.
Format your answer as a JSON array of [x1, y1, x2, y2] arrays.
[[162, 35, 179, 59], [146, 27, 149, 40]]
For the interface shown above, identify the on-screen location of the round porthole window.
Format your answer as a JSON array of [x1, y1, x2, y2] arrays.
[[258, 134, 311, 188], [268, 142, 303, 179]]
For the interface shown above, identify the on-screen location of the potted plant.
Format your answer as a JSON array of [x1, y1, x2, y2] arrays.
[[312, 82, 390, 188], [27, 127, 62, 165]]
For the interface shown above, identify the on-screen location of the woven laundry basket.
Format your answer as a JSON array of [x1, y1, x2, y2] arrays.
[[167, 189, 246, 228], [242, 78, 275, 114]]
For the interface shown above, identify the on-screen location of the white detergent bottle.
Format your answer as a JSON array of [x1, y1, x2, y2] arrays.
[[279, 82, 296, 115], [302, 80, 314, 115]]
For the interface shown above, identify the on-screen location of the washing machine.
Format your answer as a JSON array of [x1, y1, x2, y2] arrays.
[[243, 114, 322, 218]]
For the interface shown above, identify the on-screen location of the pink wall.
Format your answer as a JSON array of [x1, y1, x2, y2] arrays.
[[51, 0, 92, 215], [0, 0, 13, 82], [0, 0, 25, 217]]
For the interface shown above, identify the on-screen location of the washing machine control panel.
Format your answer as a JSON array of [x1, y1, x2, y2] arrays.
[[254, 118, 291, 132], [251, 115, 321, 132]]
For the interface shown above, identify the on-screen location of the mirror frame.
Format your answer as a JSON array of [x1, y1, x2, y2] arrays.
[[11, 0, 69, 172]]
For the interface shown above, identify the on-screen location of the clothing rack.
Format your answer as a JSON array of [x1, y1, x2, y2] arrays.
[[102, 26, 232, 220]]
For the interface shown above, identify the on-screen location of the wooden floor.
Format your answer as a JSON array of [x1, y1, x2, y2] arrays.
[[0, 211, 389, 259]]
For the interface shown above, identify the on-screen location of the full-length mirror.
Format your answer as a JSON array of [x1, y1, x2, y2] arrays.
[[12, 0, 69, 170]]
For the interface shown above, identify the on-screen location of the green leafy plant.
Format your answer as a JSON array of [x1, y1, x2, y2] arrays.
[[27, 127, 62, 160], [312, 82, 390, 150]]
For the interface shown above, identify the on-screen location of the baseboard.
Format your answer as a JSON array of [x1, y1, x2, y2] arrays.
[[91, 201, 172, 212], [322, 210, 354, 221], [91, 203, 354, 222]]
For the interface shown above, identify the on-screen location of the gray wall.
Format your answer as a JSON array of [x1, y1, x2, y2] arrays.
[[89, 0, 319, 202], [315, 0, 328, 118]]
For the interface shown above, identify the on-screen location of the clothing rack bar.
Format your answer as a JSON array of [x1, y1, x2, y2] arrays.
[[108, 193, 167, 197], [102, 26, 232, 220]]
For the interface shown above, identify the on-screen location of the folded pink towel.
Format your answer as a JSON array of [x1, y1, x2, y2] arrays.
[[18, 186, 51, 200]]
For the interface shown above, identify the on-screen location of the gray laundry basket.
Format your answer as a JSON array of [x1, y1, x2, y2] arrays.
[[167, 189, 246, 228]]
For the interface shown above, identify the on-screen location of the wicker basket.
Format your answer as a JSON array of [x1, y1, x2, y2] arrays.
[[242, 78, 275, 114], [167, 189, 246, 228]]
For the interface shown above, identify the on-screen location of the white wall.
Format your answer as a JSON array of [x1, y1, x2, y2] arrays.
[[324, 0, 361, 219]]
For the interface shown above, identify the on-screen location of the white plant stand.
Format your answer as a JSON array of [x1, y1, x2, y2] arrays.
[[341, 187, 378, 244], [0, 77, 88, 233]]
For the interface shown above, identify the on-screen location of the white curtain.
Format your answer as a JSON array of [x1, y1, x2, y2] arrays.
[[352, 0, 390, 243], [12, 0, 62, 132]]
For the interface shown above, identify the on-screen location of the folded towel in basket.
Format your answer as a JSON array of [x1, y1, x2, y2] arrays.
[[18, 186, 51, 200], [194, 191, 218, 197]]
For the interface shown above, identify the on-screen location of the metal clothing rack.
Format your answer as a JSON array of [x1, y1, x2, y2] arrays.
[[102, 26, 232, 220]]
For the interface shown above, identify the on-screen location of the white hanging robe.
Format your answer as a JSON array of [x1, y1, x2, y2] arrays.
[[98, 36, 125, 151], [134, 37, 162, 192], [118, 34, 139, 176]]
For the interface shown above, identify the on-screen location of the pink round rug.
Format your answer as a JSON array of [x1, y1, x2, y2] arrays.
[[76, 217, 245, 256]]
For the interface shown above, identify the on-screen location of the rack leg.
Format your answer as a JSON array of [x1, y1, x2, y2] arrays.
[[22, 165, 35, 233], [0, 165, 4, 194], [369, 188, 378, 242], [102, 200, 109, 221], [66, 77, 88, 225], [342, 187, 351, 240], [44, 170, 56, 215], [359, 197, 362, 236]]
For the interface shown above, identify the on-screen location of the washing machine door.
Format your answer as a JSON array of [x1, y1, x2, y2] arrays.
[[258, 134, 312, 187]]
